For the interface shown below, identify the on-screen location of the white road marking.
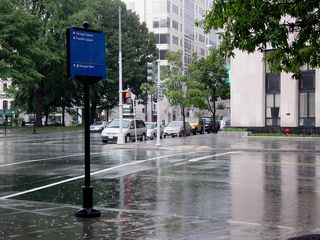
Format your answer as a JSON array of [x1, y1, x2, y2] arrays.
[[0, 151, 201, 199], [188, 151, 242, 163], [228, 219, 293, 230]]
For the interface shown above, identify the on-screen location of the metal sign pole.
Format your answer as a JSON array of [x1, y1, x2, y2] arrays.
[[69, 21, 104, 218], [75, 83, 100, 218]]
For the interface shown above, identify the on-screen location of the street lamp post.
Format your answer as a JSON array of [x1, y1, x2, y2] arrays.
[[156, 59, 161, 147], [117, 7, 124, 144]]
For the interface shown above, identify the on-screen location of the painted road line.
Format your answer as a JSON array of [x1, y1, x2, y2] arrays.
[[188, 151, 243, 163], [0, 151, 202, 199]]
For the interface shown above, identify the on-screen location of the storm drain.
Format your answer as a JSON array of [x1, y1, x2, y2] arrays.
[[288, 234, 320, 240]]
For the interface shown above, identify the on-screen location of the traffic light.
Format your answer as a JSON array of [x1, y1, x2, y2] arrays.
[[123, 90, 131, 104], [147, 62, 154, 83]]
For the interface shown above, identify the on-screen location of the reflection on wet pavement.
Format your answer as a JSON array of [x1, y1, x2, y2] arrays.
[[0, 132, 320, 239]]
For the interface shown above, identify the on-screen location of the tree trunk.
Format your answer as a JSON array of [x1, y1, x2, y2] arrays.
[[106, 107, 109, 121], [90, 102, 96, 124], [44, 109, 49, 126], [34, 88, 43, 127], [62, 102, 65, 127], [213, 87, 217, 133], [181, 106, 186, 137], [145, 102, 148, 122]]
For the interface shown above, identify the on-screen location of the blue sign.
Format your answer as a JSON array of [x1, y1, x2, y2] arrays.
[[67, 27, 106, 81]]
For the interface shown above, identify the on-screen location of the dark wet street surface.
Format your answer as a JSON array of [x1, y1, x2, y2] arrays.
[[1, 131, 320, 239]]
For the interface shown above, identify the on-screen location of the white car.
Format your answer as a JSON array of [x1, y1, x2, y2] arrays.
[[220, 116, 231, 130], [90, 121, 108, 132], [101, 119, 147, 143], [163, 121, 192, 138], [145, 122, 164, 140]]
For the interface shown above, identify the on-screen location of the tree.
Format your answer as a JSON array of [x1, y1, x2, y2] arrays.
[[189, 49, 229, 132], [201, 0, 320, 78], [0, 0, 86, 127], [1, 0, 157, 126], [0, 0, 45, 126], [140, 82, 156, 122], [163, 51, 208, 136]]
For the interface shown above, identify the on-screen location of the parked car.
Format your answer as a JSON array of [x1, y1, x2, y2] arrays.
[[202, 116, 220, 133], [163, 121, 192, 138], [90, 121, 108, 132], [185, 117, 204, 135], [220, 116, 231, 130], [145, 122, 164, 140], [101, 119, 147, 143]]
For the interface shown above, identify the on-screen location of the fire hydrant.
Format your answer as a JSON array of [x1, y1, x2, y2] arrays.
[[284, 127, 291, 136]]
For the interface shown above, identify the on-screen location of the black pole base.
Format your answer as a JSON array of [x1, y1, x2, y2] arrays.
[[75, 187, 101, 218], [75, 208, 101, 218]]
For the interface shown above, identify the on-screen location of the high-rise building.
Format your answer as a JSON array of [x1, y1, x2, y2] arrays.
[[121, 0, 217, 123], [122, 0, 216, 67]]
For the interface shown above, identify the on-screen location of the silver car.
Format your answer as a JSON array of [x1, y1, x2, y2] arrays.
[[101, 119, 147, 143], [90, 121, 108, 132], [163, 121, 192, 137], [145, 122, 164, 140]]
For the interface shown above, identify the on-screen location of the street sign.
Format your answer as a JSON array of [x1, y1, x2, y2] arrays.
[[67, 27, 106, 81], [0, 109, 16, 116]]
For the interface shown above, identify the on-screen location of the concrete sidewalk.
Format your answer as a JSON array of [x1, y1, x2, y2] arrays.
[[1, 198, 317, 240]]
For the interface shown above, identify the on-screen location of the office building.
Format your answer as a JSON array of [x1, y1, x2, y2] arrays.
[[122, 0, 217, 122], [230, 49, 320, 133]]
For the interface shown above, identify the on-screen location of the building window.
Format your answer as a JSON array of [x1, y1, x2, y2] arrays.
[[3, 83, 7, 91], [266, 92, 280, 126], [172, 4, 179, 14], [172, 36, 179, 45], [172, 20, 179, 30], [160, 18, 170, 28], [265, 50, 281, 126], [3, 101, 8, 110], [159, 50, 168, 60], [155, 34, 170, 44], [200, 48, 205, 56], [299, 71, 315, 127], [265, 74, 281, 126], [153, 18, 170, 28], [153, 21, 159, 28], [198, 34, 205, 43]]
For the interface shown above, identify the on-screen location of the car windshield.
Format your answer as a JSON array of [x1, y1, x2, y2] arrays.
[[202, 117, 211, 123], [92, 121, 103, 126], [222, 116, 230, 122], [107, 119, 130, 128], [166, 121, 182, 127], [146, 123, 156, 129], [185, 117, 198, 123]]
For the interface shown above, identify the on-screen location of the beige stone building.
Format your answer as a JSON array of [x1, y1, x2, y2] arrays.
[[230, 49, 320, 132]]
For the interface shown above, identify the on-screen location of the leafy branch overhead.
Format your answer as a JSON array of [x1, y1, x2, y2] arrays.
[[0, 0, 157, 125], [200, 0, 320, 78]]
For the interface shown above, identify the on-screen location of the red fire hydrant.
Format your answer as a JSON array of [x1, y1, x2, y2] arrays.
[[284, 127, 291, 136]]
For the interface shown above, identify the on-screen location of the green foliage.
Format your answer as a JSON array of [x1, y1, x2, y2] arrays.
[[163, 51, 189, 108], [0, 0, 157, 124], [223, 128, 247, 132], [200, 0, 320, 78], [188, 48, 229, 117]]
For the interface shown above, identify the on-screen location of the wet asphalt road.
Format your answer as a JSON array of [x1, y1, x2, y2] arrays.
[[0, 131, 320, 239]]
